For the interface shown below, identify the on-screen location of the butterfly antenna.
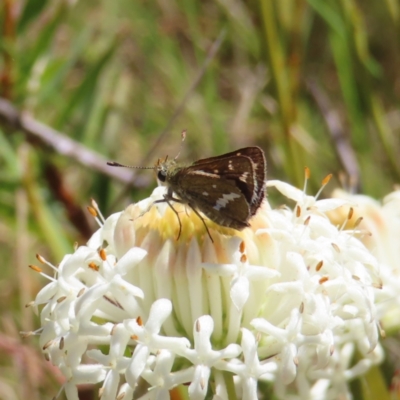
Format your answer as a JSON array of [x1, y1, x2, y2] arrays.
[[107, 161, 154, 169], [174, 129, 187, 161]]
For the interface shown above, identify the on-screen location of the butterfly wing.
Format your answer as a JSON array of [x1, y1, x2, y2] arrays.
[[190, 155, 257, 201], [192, 147, 267, 215], [166, 147, 266, 230], [192, 147, 262, 167], [176, 169, 251, 230]]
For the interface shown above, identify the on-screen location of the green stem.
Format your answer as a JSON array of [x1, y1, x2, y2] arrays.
[[223, 371, 238, 400]]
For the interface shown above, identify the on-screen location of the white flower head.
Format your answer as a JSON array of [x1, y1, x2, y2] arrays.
[[30, 180, 384, 399], [329, 188, 400, 333]]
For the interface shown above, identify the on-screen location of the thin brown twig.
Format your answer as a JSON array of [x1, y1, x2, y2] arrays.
[[0, 97, 137, 184], [43, 161, 93, 240], [1, 0, 15, 99]]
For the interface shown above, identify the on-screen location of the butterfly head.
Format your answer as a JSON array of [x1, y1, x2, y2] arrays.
[[155, 156, 176, 186]]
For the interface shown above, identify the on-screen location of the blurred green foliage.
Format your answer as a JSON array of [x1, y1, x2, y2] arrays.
[[1, 0, 399, 399]]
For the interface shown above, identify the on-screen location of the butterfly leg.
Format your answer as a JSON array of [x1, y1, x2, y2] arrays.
[[153, 195, 183, 240], [188, 203, 214, 243], [150, 195, 214, 243]]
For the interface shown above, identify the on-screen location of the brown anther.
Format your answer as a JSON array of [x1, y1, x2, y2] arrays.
[[99, 248, 107, 261], [103, 295, 123, 309], [111, 324, 118, 335], [322, 173, 333, 186], [131, 334, 139, 341], [43, 340, 53, 350], [29, 264, 42, 273], [88, 262, 99, 271], [380, 328, 386, 339], [36, 254, 46, 264], [136, 316, 143, 326], [77, 287, 85, 297], [304, 166, 310, 179], [331, 243, 340, 253], [352, 275, 360, 281], [316, 260, 323, 271], [319, 276, 329, 284], [372, 281, 383, 289], [299, 302, 304, 313], [304, 216, 311, 226], [98, 387, 104, 398], [347, 207, 354, 220], [59, 337, 64, 350], [57, 296, 67, 303], [25, 301, 35, 308], [87, 206, 97, 217], [354, 217, 363, 229], [116, 393, 125, 400], [240, 254, 247, 263], [239, 241, 246, 253], [44, 353, 50, 361], [20, 331, 33, 338], [196, 319, 201, 332], [296, 205, 301, 217], [293, 356, 299, 366]]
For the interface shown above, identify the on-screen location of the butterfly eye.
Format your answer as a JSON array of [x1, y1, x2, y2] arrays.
[[157, 169, 167, 182]]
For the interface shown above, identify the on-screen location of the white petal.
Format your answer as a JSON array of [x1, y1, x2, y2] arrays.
[[116, 247, 147, 274], [315, 198, 351, 212], [126, 345, 150, 387], [64, 382, 79, 400], [74, 283, 109, 319], [280, 343, 297, 384], [230, 275, 249, 311], [242, 377, 258, 400], [111, 275, 144, 299], [35, 281, 59, 304], [194, 316, 213, 354], [188, 365, 210, 400], [101, 370, 120, 400], [220, 343, 242, 359], [118, 383, 134, 400], [146, 299, 173, 334], [202, 263, 237, 276], [251, 318, 286, 340], [87, 228, 103, 250], [267, 180, 304, 202], [155, 388, 171, 400], [241, 328, 257, 366], [245, 265, 280, 280], [72, 364, 107, 384]]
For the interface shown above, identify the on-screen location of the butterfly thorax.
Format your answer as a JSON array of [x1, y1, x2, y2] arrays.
[[155, 159, 189, 197]]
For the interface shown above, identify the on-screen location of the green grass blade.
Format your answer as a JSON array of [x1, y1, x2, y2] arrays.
[[17, 0, 50, 33]]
